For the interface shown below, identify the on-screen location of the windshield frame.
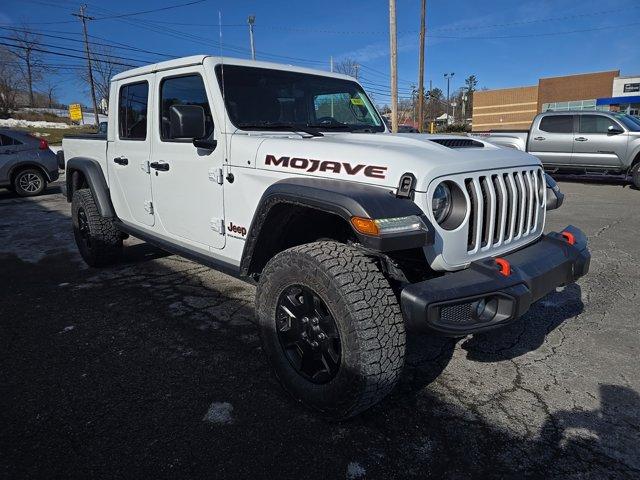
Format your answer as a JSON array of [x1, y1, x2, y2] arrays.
[[214, 64, 386, 133]]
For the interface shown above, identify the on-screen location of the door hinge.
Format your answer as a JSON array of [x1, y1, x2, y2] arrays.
[[140, 161, 150, 173], [144, 200, 154, 214], [210, 217, 225, 234], [208, 167, 224, 185]]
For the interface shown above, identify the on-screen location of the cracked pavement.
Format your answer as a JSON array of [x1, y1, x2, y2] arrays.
[[1, 177, 639, 479]]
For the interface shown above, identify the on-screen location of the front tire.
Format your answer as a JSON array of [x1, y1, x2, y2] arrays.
[[256, 241, 406, 419], [13, 168, 46, 197], [72, 189, 122, 267]]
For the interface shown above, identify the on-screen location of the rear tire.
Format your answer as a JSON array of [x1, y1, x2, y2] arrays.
[[256, 241, 406, 420], [631, 162, 640, 189], [72, 189, 122, 267], [13, 168, 46, 197]]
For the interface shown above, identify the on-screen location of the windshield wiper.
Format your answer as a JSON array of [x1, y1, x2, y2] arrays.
[[237, 122, 323, 137]]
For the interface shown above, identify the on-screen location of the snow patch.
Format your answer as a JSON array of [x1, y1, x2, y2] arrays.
[[59, 326, 75, 333], [0, 118, 72, 129], [202, 402, 234, 425], [346, 462, 366, 479]]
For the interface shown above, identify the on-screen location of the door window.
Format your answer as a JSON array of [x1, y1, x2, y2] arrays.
[[118, 81, 149, 140], [0, 133, 21, 146], [539, 115, 573, 133], [159, 74, 213, 141], [578, 115, 619, 134]]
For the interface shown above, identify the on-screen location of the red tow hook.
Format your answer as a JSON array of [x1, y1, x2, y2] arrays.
[[561, 230, 576, 245], [495, 257, 511, 277]]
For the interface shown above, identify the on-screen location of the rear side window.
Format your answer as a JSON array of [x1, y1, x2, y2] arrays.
[[119, 81, 149, 140], [159, 74, 213, 141], [578, 115, 619, 134], [539, 115, 573, 133], [0, 133, 21, 146]]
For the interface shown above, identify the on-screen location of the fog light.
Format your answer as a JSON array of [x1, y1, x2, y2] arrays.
[[473, 297, 499, 322]]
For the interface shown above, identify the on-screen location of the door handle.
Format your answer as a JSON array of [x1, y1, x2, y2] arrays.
[[575, 137, 588, 142], [113, 156, 129, 165], [533, 136, 545, 141], [149, 161, 170, 172]]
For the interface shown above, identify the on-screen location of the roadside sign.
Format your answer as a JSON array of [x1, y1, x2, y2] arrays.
[[69, 103, 83, 122]]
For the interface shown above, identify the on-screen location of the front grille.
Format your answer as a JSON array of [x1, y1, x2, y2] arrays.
[[464, 168, 545, 254]]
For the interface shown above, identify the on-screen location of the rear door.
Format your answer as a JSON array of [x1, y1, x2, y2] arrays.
[[572, 114, 628, 168], [528, 114, 575, 166], [108, 76, 155, 227], [149, 68, 225, 250], [0, 133, 20, 183]]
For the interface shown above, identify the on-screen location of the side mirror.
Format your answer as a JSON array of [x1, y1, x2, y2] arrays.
[[608, 125, 624, 135], [169, 104, 206, 139]]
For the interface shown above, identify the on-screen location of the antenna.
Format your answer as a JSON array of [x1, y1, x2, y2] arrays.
[[218, 11, 229, 161]]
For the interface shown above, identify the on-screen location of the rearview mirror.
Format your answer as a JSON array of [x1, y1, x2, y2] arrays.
[[169, 104, 206, 139], [608, 125, 624, 135]]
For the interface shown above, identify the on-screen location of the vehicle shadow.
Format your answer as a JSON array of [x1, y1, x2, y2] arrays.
[[460, 284, 584, 362], [0, 182, 63, 200]]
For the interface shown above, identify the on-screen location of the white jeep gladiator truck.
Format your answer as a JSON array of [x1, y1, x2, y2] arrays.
[[60, 56, 590, 419]]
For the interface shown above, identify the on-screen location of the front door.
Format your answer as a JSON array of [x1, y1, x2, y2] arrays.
[[572, 114, 629, 168], [0, 133, 20, 184], [108, 76, 155, 227], [149, 69, 225, 250], [529, 114, 575, 166]]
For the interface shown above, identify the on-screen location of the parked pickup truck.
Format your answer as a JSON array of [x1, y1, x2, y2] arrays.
[[59, 56, 590, 419], [473, 111, 640, 188]]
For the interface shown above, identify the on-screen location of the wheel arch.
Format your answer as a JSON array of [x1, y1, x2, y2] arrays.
[[9, 162, 51, 184], [66, 157, 115, 218], [240, 177, 431, 278]]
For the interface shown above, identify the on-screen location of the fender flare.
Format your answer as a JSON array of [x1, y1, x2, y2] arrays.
[[240, 177, 432, 276], [65, 157, 115, 218], [8, 161, 53, 182]]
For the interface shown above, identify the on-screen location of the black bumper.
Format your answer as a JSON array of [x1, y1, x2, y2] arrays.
[[400, 225, 590, 336]]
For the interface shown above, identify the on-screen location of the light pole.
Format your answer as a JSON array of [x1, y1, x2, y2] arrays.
[[247, 15, 256, 60], [444, 72, 454, 124]]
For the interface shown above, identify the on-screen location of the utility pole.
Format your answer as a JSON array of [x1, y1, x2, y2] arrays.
[[247, 15, 256, 60], [389, 0, 398, 133], [444, 72, 454, 125], [73, 5, 100, 127], [354, 63, 360, 80], [330, 56, 334, 117], [417, 0, 426, 132]]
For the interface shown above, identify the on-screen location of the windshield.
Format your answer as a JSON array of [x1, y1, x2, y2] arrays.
[[612, 113, 640, 132], [215, 65, 385, 133]]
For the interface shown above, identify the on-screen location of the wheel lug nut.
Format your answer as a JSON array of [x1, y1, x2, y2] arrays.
[[311, 341, 319, 348], [301, 317, 309, 324], [318, 333, 326, 340], [312, 318, 319, 325]]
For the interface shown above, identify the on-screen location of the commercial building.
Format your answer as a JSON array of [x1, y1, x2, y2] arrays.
[[472, 69, 638, 131]]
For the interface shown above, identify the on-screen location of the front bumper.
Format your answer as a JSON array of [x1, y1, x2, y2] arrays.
[[400, 225, 590, 336]]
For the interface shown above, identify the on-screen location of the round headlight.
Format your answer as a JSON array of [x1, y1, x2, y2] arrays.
[[432, 182, 453, 224]]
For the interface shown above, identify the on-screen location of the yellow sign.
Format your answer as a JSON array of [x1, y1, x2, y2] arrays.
[[350, 97, 365, 106], [69, 103, 83, 122]]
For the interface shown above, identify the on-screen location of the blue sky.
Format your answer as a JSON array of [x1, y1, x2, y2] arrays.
[[1, 0, 639, 106]]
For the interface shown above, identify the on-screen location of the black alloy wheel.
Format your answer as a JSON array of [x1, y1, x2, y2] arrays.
[[276, 285, 341, 384]]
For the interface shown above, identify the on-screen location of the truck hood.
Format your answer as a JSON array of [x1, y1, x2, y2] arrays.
[[231, 132, 542, 192]]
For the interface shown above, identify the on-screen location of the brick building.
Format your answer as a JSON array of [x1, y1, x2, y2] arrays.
[[472, 70, 633, 131]]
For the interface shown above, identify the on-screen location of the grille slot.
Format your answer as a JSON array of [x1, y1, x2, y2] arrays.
[[464, 167, 544, 253]]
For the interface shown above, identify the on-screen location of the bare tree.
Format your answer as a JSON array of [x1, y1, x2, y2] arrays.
[[9, 26, 47, 107], [43, 79, 59, 108], [334, 58, 360, 79], [0, 47, 20, 117], [81, 47, 125, 114]]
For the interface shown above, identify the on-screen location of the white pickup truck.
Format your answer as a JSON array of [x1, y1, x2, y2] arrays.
[[60, 55, 590, 419]]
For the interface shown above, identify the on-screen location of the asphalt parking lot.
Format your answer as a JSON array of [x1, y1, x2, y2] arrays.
[[1, 176, 639, 479]]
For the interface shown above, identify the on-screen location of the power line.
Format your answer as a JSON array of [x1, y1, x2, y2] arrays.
[[0, 40, 138, 67]]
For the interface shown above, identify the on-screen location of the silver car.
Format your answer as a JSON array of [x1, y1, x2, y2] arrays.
[[0, 129, 59, 196]]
